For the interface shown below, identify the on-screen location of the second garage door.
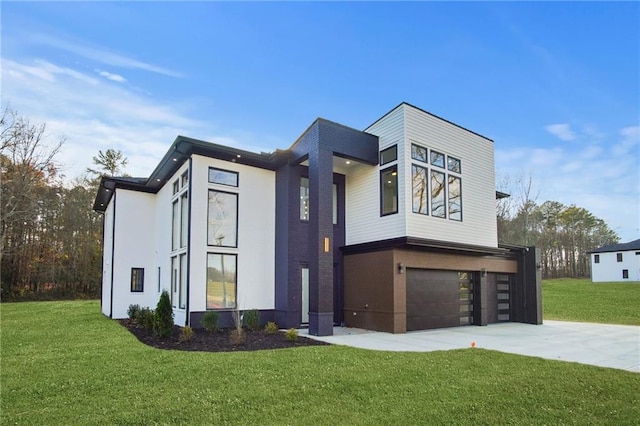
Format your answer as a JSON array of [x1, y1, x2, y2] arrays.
[[406, 269, 474, 331]]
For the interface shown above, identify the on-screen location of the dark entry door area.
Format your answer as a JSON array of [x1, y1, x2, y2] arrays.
[[406, 269, 473, 331]]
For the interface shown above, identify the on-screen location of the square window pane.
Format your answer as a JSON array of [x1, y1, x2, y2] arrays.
[[430, 151, 445, 168], [208, 191, 238, 247], [411, 144, 427, 163], [209, 168, 238, 187], [447, 156, 461, 173], [411, 164, 428, 215], [431, 170, 446, 218], [207, 254, 237, 309], [381, 166, 398, 215], [380, 145, 397, 165]]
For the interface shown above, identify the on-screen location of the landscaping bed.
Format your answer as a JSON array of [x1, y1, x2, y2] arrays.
[[119, 319, 330, 352]]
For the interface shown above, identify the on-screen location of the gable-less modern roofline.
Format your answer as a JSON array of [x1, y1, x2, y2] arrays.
[[590, 239, 640, 253]]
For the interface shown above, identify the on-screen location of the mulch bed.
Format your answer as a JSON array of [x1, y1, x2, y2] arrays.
[[119, 319, 330, 352]]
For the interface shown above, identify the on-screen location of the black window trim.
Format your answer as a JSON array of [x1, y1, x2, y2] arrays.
[[207, 189, 239, 248], [380, 164, 398, 217], [379, 145, 398, 166], [411, 163, 429, 216], [131, 267, 144, 292], [206, 252, 239, 311], [208, 166, 239, 187], [411, 143, 428, 163]]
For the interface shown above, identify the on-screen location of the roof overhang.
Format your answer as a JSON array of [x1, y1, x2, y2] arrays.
[[342, 237, 515, 257]]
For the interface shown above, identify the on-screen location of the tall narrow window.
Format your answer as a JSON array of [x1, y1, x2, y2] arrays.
[[206, 253, 237, 309], [431, 170, 446, 218], [412, 164, 428, 215], [131, 268, 144, 292], [622, 269, 629, 279], [300, 177, 310, 221], [448, 175, 462, 221], [380, 166, 398, 216], [171, 200, 179, 250], [380, 145, 397, 165], [180, 193, 188, 248], [157, 267, 161, 293], [332, 184, 338, 225], [594, 254, 600, 264], [208, 191, 238, 247], [179, 254, 187, 309], [617, 253, 623, 262]]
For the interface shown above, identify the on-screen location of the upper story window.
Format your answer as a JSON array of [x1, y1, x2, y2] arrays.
[[300, 177, 338, 224], [594, 254, 600, 263], [380, 145, 397, 166], [410, 142, 463, 221], [172, 180, 179, 195], [380, 165, 398, 216], [171, 169, 189, 252], [181, 171, 189, 187], [209, 167, 239, 187], [208, 190, 238, 247], [617, 253, 623, 262]]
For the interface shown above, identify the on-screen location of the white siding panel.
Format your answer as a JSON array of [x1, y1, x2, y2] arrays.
[[348, 105, 406, 245], [592, 251, 640, 282], [403, 105, 498, 248], [189, 155, 276, 313], [111, 190, 157, 318]]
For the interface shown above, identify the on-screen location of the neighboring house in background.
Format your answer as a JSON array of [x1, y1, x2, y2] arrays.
[[590, 239, 640, 282], [94, 102, 542, 336]]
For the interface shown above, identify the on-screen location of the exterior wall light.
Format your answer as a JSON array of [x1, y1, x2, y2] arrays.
[[481, 268, 487, 277], [398, 262, 405, 274]]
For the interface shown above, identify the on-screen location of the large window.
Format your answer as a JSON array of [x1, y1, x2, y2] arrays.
[[431, 170, 446, 218], [206, 253, 237, 309], [131, 268, 144, 292], [208, 190, 238, 247], [209, 167, 238, 187], [411, 164, 428, 214], [381, 166, 398, 215]]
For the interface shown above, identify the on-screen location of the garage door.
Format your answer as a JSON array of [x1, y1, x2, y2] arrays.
[[406, 269, 474, 331]]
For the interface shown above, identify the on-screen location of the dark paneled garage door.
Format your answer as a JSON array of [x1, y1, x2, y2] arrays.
[[406, 269, 474, 331]]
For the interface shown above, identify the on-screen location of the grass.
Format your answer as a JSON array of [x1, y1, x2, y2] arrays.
[[543, 278, 640, 325], [2, 301, 639, 425]]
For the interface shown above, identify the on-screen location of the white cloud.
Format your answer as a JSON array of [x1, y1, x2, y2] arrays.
[[28, 33, 182, 78], [544, 123, 576, 141], [97, 70, 126, 83]]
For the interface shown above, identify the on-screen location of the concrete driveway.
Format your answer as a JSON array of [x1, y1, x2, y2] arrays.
[[300, 320, 640, 373]]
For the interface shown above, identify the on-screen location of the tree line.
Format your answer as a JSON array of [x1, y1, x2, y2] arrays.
[[497, 176, 619, 278], [0, 107, 126, 301]]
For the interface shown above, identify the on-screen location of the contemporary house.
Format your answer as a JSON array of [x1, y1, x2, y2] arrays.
[[94, 102, 542, 336], [590, 239, 640, 282]]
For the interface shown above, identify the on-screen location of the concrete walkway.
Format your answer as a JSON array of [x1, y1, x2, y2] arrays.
[[300, 321, 640, 373]]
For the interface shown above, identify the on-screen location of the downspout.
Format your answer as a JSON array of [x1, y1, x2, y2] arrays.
[[99, 210, 105, 312], [185, 157, 193, 326], [109, 193, 117, 318]]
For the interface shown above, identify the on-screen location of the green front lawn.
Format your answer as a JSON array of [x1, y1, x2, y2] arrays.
[[543, 278, 640, 325], [1, 300, 639, 425]]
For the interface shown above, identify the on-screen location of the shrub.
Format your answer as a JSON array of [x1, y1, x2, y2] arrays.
[[244, 309, 260, 331], [127, 304, 141, 320], [264, 321, 278, 335], [230, 328, 246, 346], [285, 328, 298, 342], [154, 290, 174, 338], [201, 311, 219, 333], [179, 326, 194, 343], [137, 308, 155, 330]]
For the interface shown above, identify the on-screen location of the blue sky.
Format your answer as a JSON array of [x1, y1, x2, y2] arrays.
[[2, 2, 639, 241]]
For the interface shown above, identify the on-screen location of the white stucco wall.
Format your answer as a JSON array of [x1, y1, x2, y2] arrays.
[[592, 251, 640, 282], [189, 155, 276, 314], [110, 189, 158, 318]]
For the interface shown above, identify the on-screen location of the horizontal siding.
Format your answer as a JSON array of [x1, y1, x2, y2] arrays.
[[348, 106, 406, 245], [403, 105, 498, 248]]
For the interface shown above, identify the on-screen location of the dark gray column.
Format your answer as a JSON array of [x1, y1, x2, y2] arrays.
[[308, 147, 334, 336], [524, 247, 543, 324], [475, 271, 488, 326]]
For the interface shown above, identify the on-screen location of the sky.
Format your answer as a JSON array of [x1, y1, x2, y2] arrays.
[[2, 1, 639, 242]]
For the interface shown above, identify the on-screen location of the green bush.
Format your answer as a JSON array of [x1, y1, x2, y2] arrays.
[[201, 311, 219, 333], [243, 309, 260, 331], [264, 321, 278, 335], [127, 304, 141, 320], [137, 308, 155, 330], [179, 326, 194, 343], [154, 290, 174, 338], [284, 328, 298, 342]]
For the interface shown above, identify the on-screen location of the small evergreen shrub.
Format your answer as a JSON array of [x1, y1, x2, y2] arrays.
[[264, 321, 278, 335], [138, 308, 155, 330], [179, 326, 194, 343], [285, 328, 298, 342], [201, 311, 219, 333], [244, 309, 260, 331], [154, 290, 174, 338], [230, 328, 246, 346], [127, 304, 141, 320]]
